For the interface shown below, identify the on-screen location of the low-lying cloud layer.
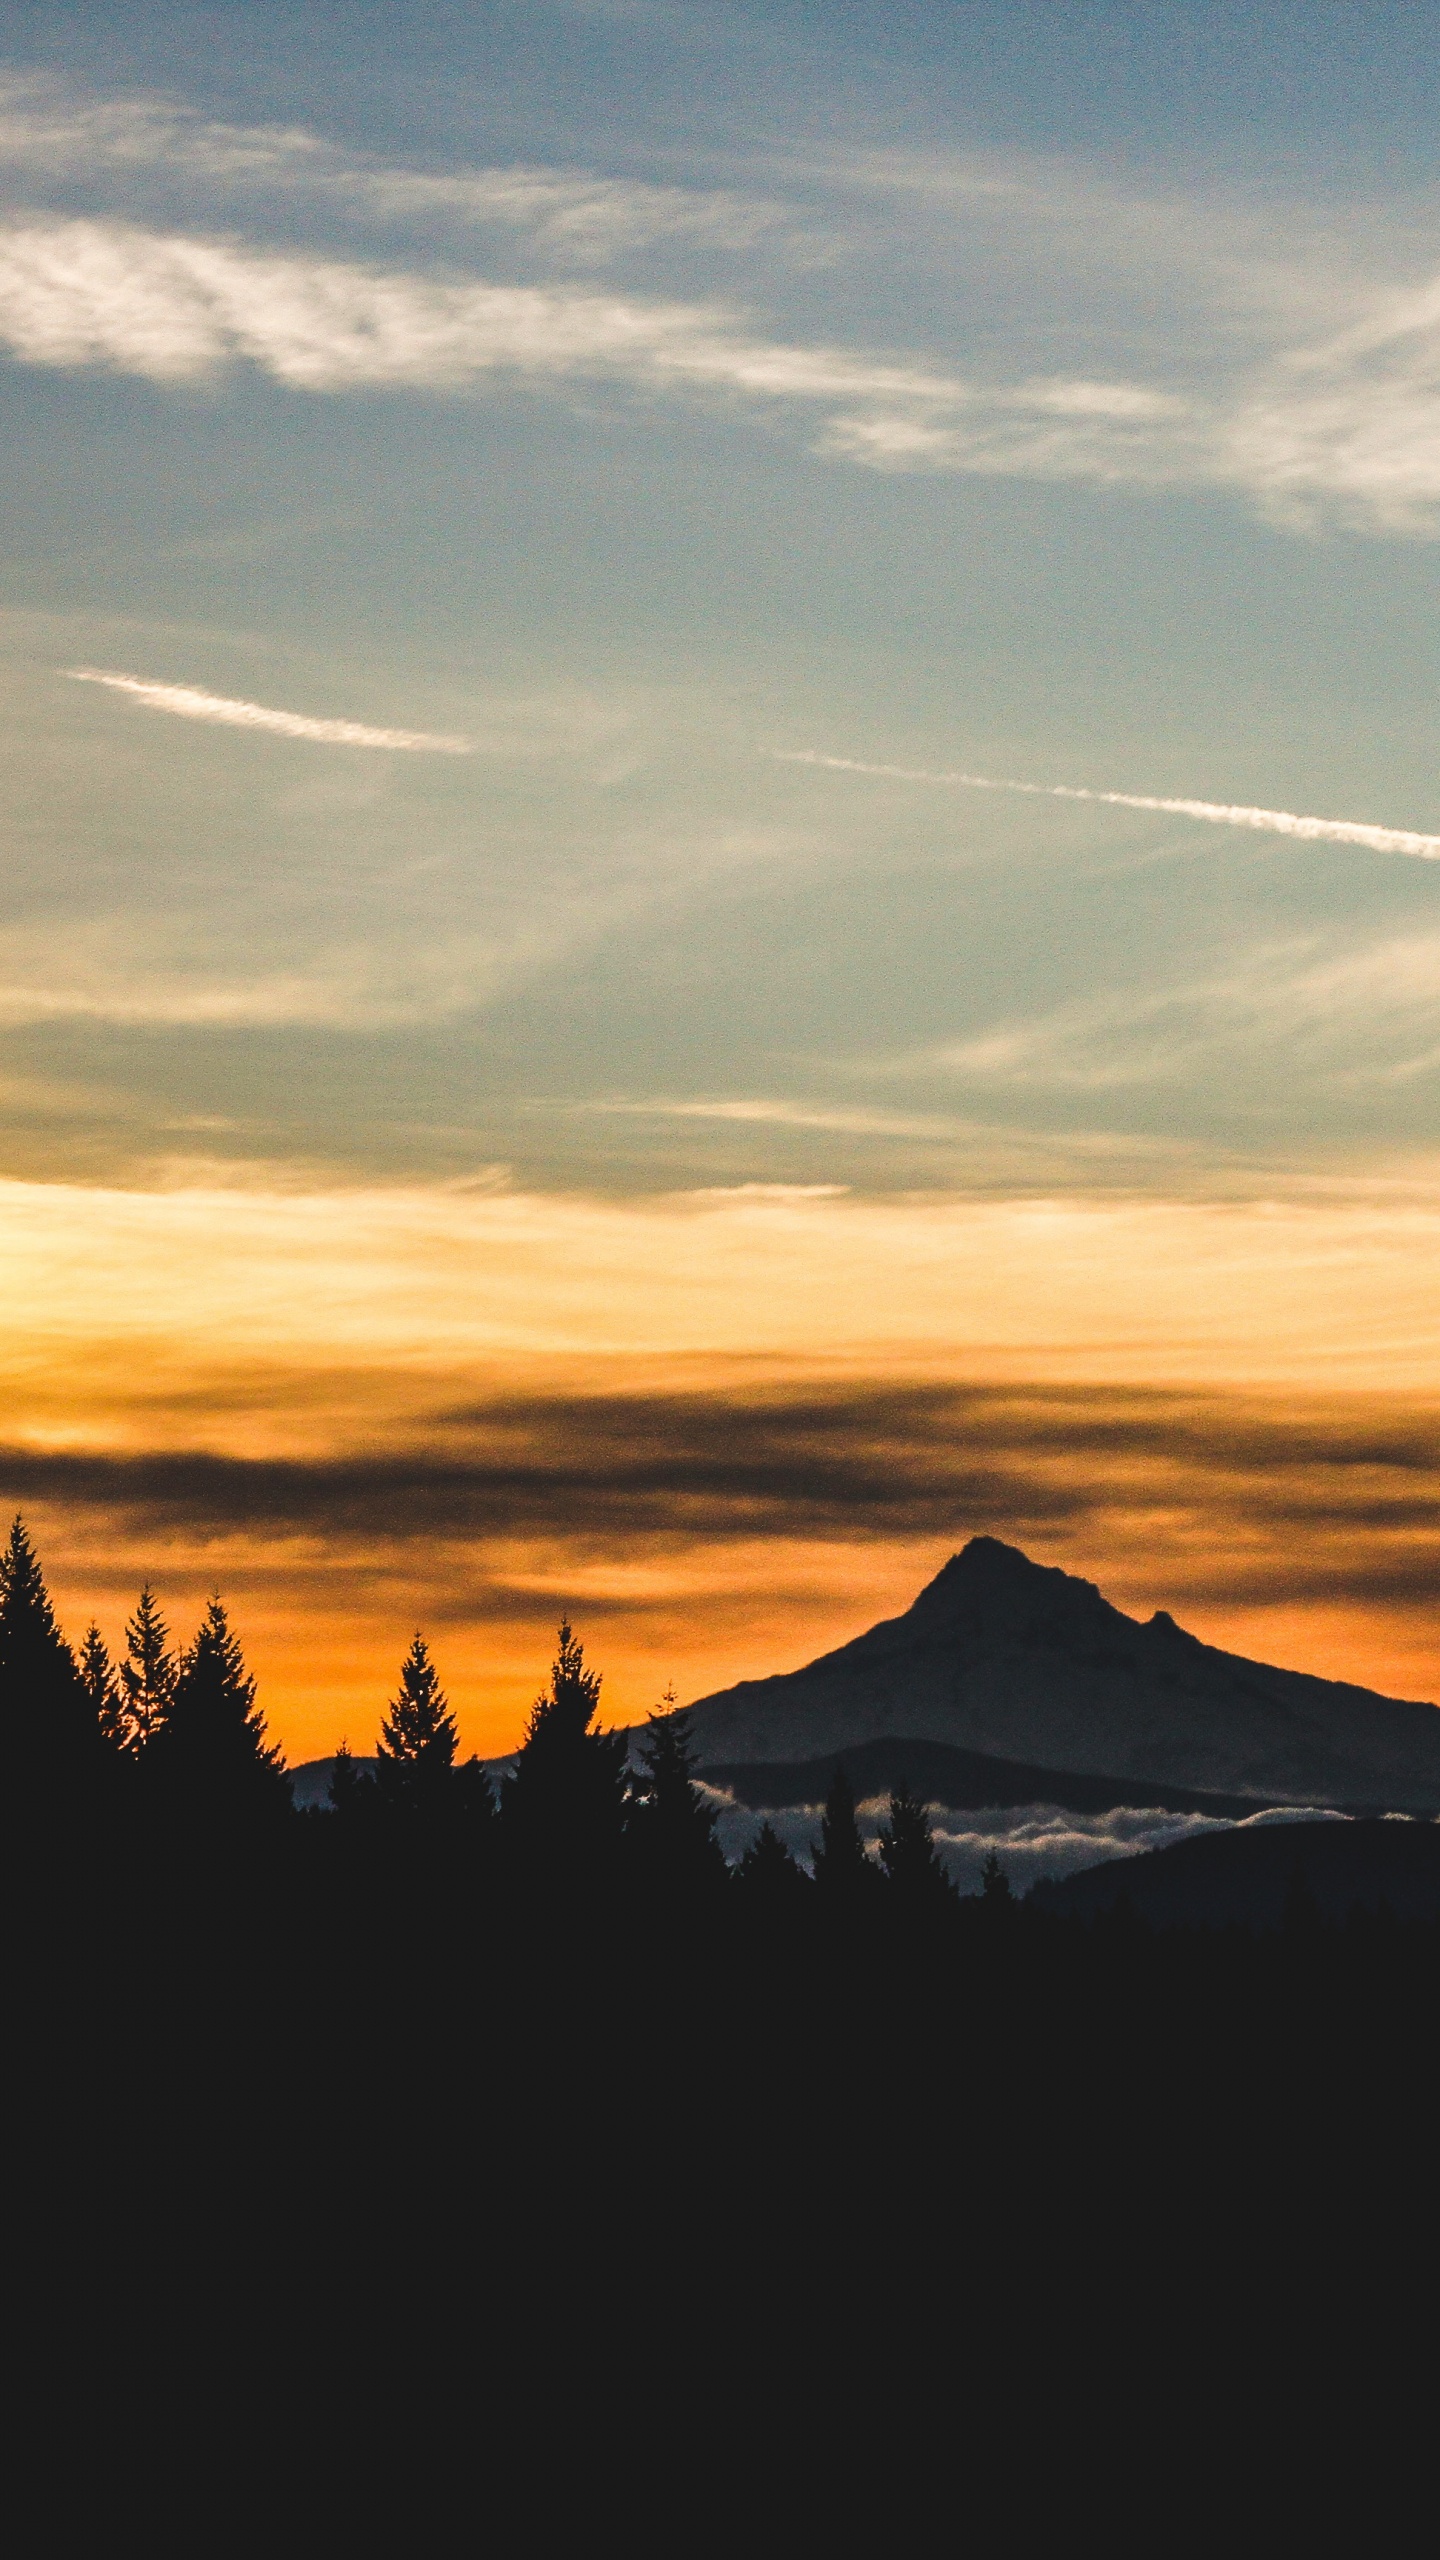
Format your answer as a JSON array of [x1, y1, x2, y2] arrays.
[[701, 1790, 1353, 1895]]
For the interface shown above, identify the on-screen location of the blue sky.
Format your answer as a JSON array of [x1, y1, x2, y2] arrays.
[[0, 0, 1435, 1193], [0, 2, 1435, 1741]]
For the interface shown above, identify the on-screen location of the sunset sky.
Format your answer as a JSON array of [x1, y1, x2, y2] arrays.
[[1, 0, 1436, 1759]]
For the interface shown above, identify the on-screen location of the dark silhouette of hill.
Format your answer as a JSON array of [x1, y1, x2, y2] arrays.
[[1029, 1817, 1440, 1928], [679, 1538, 1440, 1813], [701, 1737, 1269, 1820]]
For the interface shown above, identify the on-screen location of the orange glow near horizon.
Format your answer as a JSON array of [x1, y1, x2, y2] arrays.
[[3, 1168, 1438, 1759], [27, 1515, 1440, 1770]]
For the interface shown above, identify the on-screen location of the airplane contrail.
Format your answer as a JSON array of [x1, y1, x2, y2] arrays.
[[65, 667, 473, 753], [775, 749, 1440, 861]]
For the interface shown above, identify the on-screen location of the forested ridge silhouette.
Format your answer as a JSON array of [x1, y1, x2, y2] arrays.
[[9, 1512, 1437, 2311], [10, 1507, 1437, 2506]]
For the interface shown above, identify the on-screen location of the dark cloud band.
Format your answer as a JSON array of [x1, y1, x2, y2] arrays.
[[4, 1375, 1436, 1611]]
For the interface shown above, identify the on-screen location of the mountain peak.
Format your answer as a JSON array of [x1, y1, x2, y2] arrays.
[[908, 1537, 1104, 1630], [932, 1536, 1053, 1586]]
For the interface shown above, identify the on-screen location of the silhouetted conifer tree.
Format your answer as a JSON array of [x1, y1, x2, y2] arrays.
[[328, 1738, 373, 1818], [502, 1620, 628, 1881], [121, 1587, 176, 1749], [736, 1820, 811, 1909], [79, 1623, 131, 1757], [376, 1635, 459, 1816], [0, 1516, 94, 1787], [812, 1763, 878, 1907], [453, 1755, 497, 1831], [630, 1687, 727, 1899], [878, 1783, 955, 1914], [151, 1597, 289, 1825], [980, 1849, 1013, 1905]]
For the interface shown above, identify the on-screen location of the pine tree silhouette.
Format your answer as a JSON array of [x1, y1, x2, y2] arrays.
[[736, 1819, 811, 1909], [453, 1755, 497, 1831], [376, 1635, 459, 1816], [811, 1762, 877, 1907], [877, 1783, 955, 1914], [327, 1737, 373, 1818], [0, 1516, 93, 1787], [980, 1848, 1013, 1906], [152, 1597, 288, 1825], [502, 1619, 628, 1880], [120, 1587, 176, 1748], [79, 1623, 131, 1756], [630, 1686, 727, 1898]]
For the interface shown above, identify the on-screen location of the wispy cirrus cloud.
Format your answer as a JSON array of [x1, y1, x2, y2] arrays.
[[0, 70, 785, 262], [65, 666, 472, 752], [0, 213, 1094, 428], [0, 50, 1437, 535], [0, 209, 1432, 532], [902, 931, 1440, 1101], [1225, 271, 1440, 534]]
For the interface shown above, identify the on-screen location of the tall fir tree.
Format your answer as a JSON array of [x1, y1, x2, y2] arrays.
[[327, 1737, 373, 1818], [375, 1635, 459, 1815], [811, 1762, 879, 1908], [120, 1587, 176, 1749], [877, 1783, 955, 1916], [979, 1848, 1014, 1908], [79, 1623, 132, 1757], [453, 1755, 498, 1832], [736, 1820, 811, 1911], [151, 1596, 289, 1825], [502, 1620, 629, 1880], [630, 1687, 727, 1900], [0, 1516, 94, 1787]]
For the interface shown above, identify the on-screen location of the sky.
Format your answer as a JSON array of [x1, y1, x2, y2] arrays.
[[0, 0, 1436, 1757]]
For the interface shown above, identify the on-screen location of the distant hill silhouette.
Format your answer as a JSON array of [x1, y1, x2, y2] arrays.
[[289, 1753, 379, 1808], [1029, 1817, 1440, 1928], [679, 1539, 1440, 1815], [700, 1737, 1267, 1820]]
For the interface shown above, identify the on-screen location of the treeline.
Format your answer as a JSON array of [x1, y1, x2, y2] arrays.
[[0, 1508, 1000, 1920], [0, 1516, 289, 1817], [6, 1510, 1437, 1963]]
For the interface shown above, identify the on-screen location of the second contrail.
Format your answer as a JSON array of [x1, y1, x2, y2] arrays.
[[66, 667, 472, 754], [775, 750, 1440, 861]]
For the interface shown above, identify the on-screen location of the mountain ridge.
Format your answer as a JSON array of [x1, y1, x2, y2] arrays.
[[677, 1538, 1440, 1814], [697, 1738, 1331, 1821]]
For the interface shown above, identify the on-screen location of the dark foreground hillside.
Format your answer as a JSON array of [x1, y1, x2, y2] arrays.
[[25, 1759, 1440, 2532], [1032, 1817, 1440, 1927], [8, 1521, 1437, 2500]]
